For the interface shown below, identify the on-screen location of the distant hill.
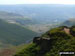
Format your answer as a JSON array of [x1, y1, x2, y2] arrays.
[[62, 18, 75, 26], [0, 11, 60, 33], [0, 11, 33, 25], [0, 11, 24, 20], [14, 26, 75, 56], [0, 19, 37, 46], [1, 4, 75, 33], [1, 4, 75, 24]]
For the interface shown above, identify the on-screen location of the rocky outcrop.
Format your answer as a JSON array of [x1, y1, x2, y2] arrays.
[[33, 26, 75, 55], [33, 37, 41, 45], [33, 37, 53, 55], [33, 37, 51, 46]]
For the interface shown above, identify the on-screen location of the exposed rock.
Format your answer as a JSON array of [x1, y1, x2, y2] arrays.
[[33, 37, 51, 46], [64, 27, 70, 34], [33, 37, 41, 45], [33, 37, 53, 55], [33, 26, 75, 56]]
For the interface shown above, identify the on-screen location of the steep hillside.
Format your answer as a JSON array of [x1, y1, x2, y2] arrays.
[[0, 19, 37, 46], [14, 26, 75, 56]]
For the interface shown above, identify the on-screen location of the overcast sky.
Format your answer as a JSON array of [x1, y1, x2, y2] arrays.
[[0, 0, 75, 5]]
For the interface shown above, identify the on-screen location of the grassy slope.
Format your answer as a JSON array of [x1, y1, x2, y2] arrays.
[[0, 19, 37, 46], [14, 26, 75, 56]]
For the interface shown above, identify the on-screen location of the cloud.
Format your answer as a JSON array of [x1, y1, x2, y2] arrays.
[[0, 0, 75, 4]]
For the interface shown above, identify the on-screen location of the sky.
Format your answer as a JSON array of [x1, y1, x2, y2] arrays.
[[0, 0, 75, 5]]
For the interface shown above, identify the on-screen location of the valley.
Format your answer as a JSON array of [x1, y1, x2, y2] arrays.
[[0, 4, 75, 56], [0, 4, 75, 33]]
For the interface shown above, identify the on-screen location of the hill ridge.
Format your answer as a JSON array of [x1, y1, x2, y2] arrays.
[[14, 26, 75, 56]]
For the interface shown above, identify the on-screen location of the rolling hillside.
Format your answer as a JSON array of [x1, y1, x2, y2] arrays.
[[0, 19, 37, 46]]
